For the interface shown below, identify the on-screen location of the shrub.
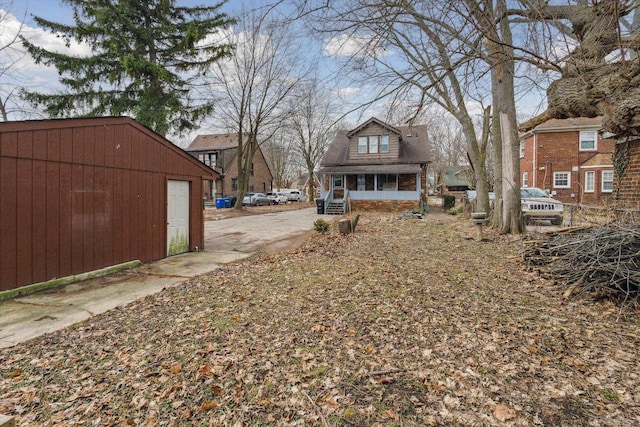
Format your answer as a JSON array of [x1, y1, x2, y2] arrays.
[[313, 218, 330, 233], [443, 195, 456, 210]]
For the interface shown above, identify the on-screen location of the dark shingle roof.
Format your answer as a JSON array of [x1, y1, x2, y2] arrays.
[[186, 133, 241, 151], [321, 121, 430, 167]]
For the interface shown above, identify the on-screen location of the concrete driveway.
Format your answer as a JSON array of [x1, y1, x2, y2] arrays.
[[0, 207, 335, 348]]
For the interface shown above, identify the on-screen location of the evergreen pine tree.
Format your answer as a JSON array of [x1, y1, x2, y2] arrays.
[[21, 0, 235, 136]]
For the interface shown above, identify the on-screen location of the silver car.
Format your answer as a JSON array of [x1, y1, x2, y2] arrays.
[[521, 187, 564, 225]]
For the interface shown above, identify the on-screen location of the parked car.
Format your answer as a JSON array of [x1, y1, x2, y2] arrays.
[[463, 188, 563, 225], [286, 190, 302, 202], [462, 190, 495, 205], [251, 193, 273, 206], [242, 192, 256, 206], [520, 187, 564, 225], [266, 192, 288, 204]]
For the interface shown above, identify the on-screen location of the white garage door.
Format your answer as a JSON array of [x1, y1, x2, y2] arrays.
[[167, 180, 190, 256]]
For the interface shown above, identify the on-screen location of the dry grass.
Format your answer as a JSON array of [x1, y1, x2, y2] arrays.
[[2, 213, 639, 426]]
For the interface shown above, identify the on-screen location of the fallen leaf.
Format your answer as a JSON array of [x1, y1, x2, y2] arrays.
[[493, 403, 516, 422], [200, 400, 217, 411]]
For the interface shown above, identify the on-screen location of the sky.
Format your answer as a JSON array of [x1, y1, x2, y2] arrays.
[[1, 0, 548, 146]]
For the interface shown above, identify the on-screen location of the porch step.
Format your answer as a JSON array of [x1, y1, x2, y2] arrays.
[[325, 202, 344, 215]]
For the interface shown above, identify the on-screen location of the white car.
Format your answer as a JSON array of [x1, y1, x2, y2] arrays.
[[521, 187, 564, 225], [286, 190, 302, 202], [266, 192, 288, 204]]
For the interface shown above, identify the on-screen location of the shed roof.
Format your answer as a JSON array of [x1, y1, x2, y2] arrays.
[[0, 116, 219, 179], [581, 152, 614, 167]]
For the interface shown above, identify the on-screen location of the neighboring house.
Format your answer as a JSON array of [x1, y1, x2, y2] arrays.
[[185, 133, 273, 199], [519, 117, 615, 204], [614, 137, 640, 207], [438, 165, 472, 196], [319, 117, 431, 214], [0, 117, 218, 293], [296, 171, 321, 198]]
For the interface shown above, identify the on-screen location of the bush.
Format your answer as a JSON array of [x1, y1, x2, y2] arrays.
[[313, 218, 330, 233], [443, 195, 456, 210]]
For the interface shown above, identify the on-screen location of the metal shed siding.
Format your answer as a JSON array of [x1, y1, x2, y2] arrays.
[[0, 117, 212, 292]]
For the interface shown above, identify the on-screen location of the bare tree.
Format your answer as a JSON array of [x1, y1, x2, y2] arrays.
[[288, 77, 340, 202], [262, 128, 296, 190], [208, 7, 308, 209], [305, 1, 496, 215], [0, 3, 30, 120]]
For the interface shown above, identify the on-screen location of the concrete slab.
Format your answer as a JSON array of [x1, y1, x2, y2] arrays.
[[0, 207, 336, 349]]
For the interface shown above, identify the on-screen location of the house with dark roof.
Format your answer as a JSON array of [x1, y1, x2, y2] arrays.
[[185, 133, 273, 200], [519, 117, 614, 204], [295, 171, 321, 199], [319, 117, 431, 214]]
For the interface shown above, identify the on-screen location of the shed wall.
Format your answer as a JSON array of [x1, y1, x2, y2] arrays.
[[0, 118, 209, 292]]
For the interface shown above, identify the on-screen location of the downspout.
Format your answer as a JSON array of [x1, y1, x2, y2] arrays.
[[533, 133, 537, 187]]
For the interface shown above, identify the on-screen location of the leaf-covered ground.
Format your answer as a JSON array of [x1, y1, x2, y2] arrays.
[[2, 213, 640, 426]]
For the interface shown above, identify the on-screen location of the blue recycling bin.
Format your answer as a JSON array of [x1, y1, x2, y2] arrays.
[[216, 198, 225, 209], [223, 197, 232, 208]]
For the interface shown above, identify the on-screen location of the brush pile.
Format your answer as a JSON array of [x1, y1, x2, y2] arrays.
[[523, 224, 640, 305]]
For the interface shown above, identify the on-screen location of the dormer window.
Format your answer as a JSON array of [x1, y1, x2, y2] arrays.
[[358, 135, 390, 154]]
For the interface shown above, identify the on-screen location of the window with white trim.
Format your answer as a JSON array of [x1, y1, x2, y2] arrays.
[[358, 137, 367, 154], [553, 171, 570, 188], [602, 170, 614, 192], [584, 171, 595, 193], [519, 140, 525, 158], [357, 135, 390, 154], [369, 135, 379, 154], [522, 172, 529, 187], [380, 135, 390, 153], [579, 131, 597, 151]]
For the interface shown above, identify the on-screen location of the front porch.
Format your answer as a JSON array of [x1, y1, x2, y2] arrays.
[[320, 172, 424, 214]]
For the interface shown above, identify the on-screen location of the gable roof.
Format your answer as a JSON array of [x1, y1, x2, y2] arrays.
[[442, 165, 471, 187], [321, 119, 430, 168], [346, 117, 401, 138], [0, 116, 218, 179], [186, 133, 241, 151], [526, 117, 603, 134]]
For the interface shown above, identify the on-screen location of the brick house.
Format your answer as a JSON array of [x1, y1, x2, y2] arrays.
[[319, 117, 431, 213], [614, 138, 640, 207], [296, 171, 321, 199], [519, 117, 615, 205], [186, 133, 273, 199]]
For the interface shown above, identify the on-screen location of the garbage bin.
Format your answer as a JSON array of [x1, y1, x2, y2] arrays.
[[225, 196, 237, 208], [316, 199, 325, 214], [216, 198, 225, 209]]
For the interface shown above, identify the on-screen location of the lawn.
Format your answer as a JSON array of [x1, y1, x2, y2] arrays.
[[1, 213, 639, 426]]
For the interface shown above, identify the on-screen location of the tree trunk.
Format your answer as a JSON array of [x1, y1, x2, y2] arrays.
[[338, 214, 360, 234]]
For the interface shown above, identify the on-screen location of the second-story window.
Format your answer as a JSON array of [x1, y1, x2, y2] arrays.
[[519, 140, 525, 158], [579, 131, 597, 151], [357, 135, 390, 154]]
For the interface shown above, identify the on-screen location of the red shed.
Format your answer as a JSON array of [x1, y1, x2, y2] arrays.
[[0, 117, 218, 293]]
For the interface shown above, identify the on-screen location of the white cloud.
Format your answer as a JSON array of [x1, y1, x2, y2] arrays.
[[323, 33, 388, 58], [0, 8, 93, 75], [333, 86, 361, 98]]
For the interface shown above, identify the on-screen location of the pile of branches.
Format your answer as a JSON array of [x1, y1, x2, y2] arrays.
[[523, 224, 640, 305]]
